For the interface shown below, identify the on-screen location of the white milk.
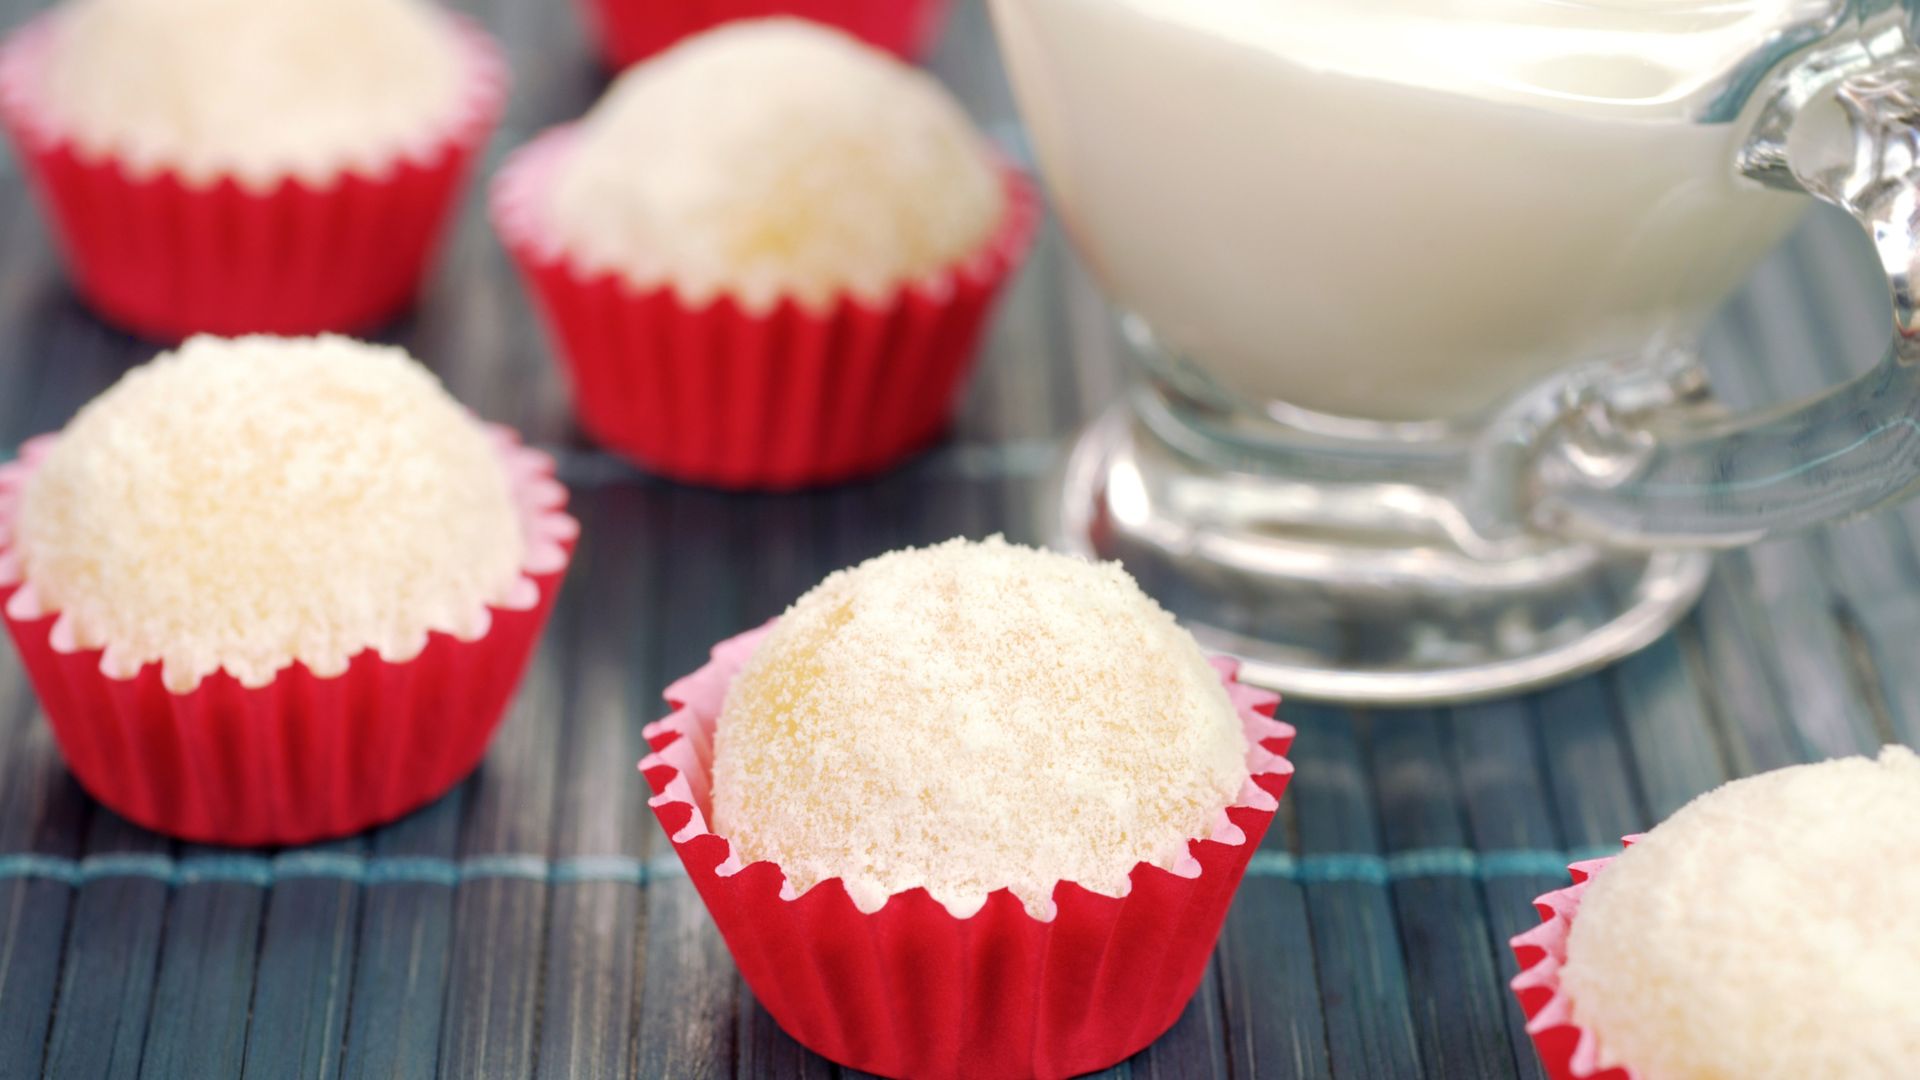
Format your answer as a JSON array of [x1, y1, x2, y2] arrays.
[[991, 0, 1824, 421]]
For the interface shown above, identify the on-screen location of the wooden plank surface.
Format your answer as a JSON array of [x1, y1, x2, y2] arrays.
[[0, 1, 1913, 1078], [242, 841, 367, 1080], [1286, 707, 1422, 1080], [138, 853, 267, 1080], [0, 677, 86, 1080], [339, 801, 466, 1080], [1447, 701, 1564, 1080], [39, 812, 168, 1080], [1368, 713, 1514, 1080]]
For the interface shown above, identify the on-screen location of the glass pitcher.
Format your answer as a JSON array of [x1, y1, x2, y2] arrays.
[[989, 0, 1920, 703]]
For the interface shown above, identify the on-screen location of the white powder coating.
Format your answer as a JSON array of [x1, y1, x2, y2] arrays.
[[15, 335, 527, 692], [38, 0, 466, 187], [710, 536, 1252, 918], [1562, 745, 1920, 1078], [547, 19, 1005, 311]]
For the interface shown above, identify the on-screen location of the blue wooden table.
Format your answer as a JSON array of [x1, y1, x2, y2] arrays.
[[1, 1, 1913, 1077]]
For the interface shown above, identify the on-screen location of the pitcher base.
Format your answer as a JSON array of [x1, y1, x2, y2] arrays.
[[1054, 402, 1712, 705]]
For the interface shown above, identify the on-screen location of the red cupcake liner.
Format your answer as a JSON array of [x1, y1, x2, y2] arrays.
[[1509, 841, 1643, 1080], [579, 0, 951, 68], [0, 427, 578, 847], [0, 13, 509, 341], [640, 624, 1294, 1079], [492, 126, 1038, 491]]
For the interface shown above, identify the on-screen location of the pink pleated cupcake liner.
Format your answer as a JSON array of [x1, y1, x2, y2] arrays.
[[491, 125, 1038, 491], [579, 0, 951, 68], [0, 427, 578, 846], [640, 624, 1294, 1079], [1509, 840, 1643, 1080], [0, 12, 509, 340]]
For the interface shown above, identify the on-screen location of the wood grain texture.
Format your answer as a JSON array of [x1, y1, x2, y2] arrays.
[[1216, 808, 1330, 1080], [1129, 962, 1231, 1080], [1448, 701, 1564, 1080], [436, 597, 575, 1080], [633, 880, 737, 1080], [1605, 639, 1727, 821], [1286, 707, 1423, 1080], [535, 495, 657, 1080], [242, 840, 366, 1080], [1531, 679, 1647, 849], [1368, 713, 1515, 1080], [137, 862, 265, 1080], [634, 491, 747, 1080], [0, 1, 1916, 1077], [735, 995, 833, 1080], [39, 813, 168, 1080], [0, 685, 87, 1080], [340, 801, 467, 1080]]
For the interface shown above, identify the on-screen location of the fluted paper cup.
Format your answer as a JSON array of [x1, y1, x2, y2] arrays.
[[0, 12, 508, 340], [639, 623, 1294, 1079], [0, 427, 576, 846], [580, 0, 951, 68], [492, 125, 1037, 490], [1509, 842, 1644, 1080]]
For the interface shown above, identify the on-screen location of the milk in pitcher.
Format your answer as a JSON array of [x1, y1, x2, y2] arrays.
[[992, 0, 1829, 421]]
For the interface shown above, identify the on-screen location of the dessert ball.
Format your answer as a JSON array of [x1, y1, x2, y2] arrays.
[[1562, 745, 1920, 1078], [711, 536, 1250, 917], [547, 18, 1005, 310], [37, 0, 467, 186], [15, 334, 526, 691]]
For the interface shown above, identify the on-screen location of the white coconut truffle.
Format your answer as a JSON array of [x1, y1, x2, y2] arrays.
[[710, 536, 1251, 918], [37, 0, 467, 187], [1562, 745, 1920, 1078], [547, 19, 1005, 311], [15, 334, 526, 691]]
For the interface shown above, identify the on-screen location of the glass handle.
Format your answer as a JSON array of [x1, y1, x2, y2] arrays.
[[1518, 41, 1920, 549]]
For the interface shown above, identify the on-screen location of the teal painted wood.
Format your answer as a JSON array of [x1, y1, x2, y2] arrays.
[[1286, 706, 1423, 1080], [635, 492, 751, 1080], [1808, 511, 1920, 749], [537, 880, 644, 1080], [634, 879, 738, 1080], [0, 1, 1917, 1076], [241, 837, 366, 1080], [736, 996, 834, 1080], [137, 852, 267, 1080], [0, 677, 86, 1080], [536, 495, 657, 1080], [1735, 538, 1880, 760], [1215, 802, 1331, 1080], [40, 812, 168, 1080], [1605, 639, 1728, 820], [1532, 679, 1646, 849], [436, 579, 576, 1080], [0, 875, 72, 1080], [422, 0, 597, 452], [1448, 701, 1566, 1080], [437, 879, 550, 1080], [41, 872, 164, 1080], [1685, 577, 1809, 773], [338, 797, 468, 1080], [1367, 712, 1517, 1080], [1128, 962, 1232, 1079]]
